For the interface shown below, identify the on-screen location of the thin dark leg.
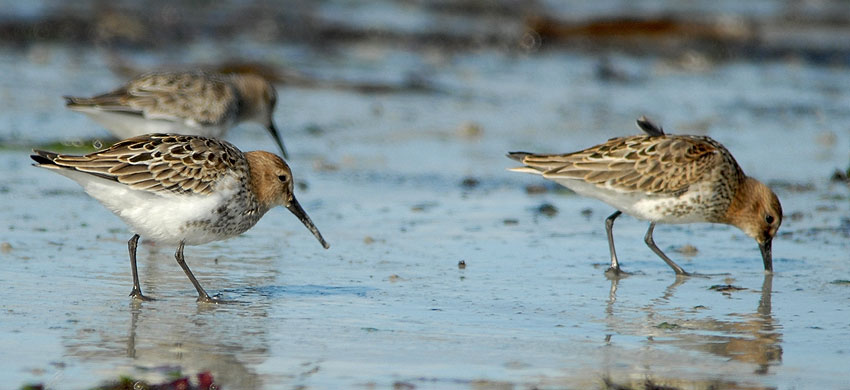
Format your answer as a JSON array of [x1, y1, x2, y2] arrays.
[[604, 211, 628, 276], [173, 241, 218, 303], [128, 234, 153, 301], [644, 223, 690, 276]]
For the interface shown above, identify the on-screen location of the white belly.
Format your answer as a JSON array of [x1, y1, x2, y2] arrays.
[[553, 178, 712, 224], [57, 169, 248, 245], [74, 108, 228, 139]]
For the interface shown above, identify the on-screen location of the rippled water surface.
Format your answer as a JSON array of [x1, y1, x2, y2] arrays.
[[1, 2, 849, 389]]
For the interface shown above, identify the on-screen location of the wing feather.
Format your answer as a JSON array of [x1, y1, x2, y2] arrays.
[[515, 135, 723, 194], [65, 72, 239, 126], [37, 134, 245, 196]]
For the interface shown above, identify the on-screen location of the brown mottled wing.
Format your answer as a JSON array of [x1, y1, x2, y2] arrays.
[[65, 72, 237, 126], [43, 134, 245, 195], [522, 135, 723, 194]]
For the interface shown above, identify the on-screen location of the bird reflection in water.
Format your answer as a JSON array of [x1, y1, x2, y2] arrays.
[[604, 274, 781, 378]]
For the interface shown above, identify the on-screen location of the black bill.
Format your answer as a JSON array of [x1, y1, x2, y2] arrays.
[[286, 196, 329, 249], [268, 122, 288, 159], [759, 239, 773, 272]]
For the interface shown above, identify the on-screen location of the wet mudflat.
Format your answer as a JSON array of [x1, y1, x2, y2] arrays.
[[1, 1, 850, 389]]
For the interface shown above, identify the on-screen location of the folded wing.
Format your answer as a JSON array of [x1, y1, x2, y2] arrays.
[[511, 135, 723, 195], [65, 72, 237, 126], [32, 134, 244, 196]]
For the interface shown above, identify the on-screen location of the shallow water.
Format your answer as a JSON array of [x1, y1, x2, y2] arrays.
[[2, 3, 850, 390]]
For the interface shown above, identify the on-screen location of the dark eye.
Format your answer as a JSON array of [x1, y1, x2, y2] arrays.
[[278, 174, 288, 182], [765, 214, 774, 224]]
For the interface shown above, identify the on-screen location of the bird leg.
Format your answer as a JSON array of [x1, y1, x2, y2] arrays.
[[127, 234, 153, 301], [604, 211, 628, 276], [173, 241, 219, 303], [644, 223, 690, 276]]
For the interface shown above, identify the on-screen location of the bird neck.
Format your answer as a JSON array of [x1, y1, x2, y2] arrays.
[[229, 75, 265, 123], [245, 151, 279, 212], [722, 177, 761, 235]]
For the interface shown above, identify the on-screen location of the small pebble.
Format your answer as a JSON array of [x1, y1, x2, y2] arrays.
[[460, 177, 480, 189], [675, 244, 698, 256], [411, 202, 438, 212], [537, 203, 558, 217], [830, 168, 849, 183], [393, 380, 416, 390], [524, 184, 547, 194], [305, 123, 324, 136]]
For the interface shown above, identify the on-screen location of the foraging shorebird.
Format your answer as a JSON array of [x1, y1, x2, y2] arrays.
[[64, 71, 289, 158], [31, 133, 328, 302], [508, 117, 782, 276]]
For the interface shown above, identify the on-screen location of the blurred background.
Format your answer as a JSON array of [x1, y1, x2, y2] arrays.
[[1, 0, 848, 178], [1, 1, 849, 389]]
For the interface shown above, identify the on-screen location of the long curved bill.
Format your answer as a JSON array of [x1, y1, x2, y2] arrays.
[[759, 239, 773, 273], [268, 122, 289, 159], [286, 196, 329, 249]]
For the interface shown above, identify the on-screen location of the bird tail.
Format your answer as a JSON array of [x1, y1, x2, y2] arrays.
[[64, 92, 129, 110], [31, 149, 60, 167], [63, 95, 104, 109], [636, 115, 665, 136], [506, 151, 533, 162], [63, 95, 85, 107], [506, 151, 547, 175]]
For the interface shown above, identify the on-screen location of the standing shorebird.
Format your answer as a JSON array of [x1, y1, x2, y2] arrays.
[[31, 134, 328, 303], [508, 117, 782, 276], [64, 71, 289, 158]]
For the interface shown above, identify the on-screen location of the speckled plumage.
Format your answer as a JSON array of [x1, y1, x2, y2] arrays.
[[513, 134, 743, 223], [31, 134, 326, 302], [508, 117, 782, 276], [65, 71, 289, 158]]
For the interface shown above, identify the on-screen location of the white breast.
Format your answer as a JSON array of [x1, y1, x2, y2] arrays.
[[552, 178, 712, 224], [73, 107, 228, 139], [57, 169, 242, 245]]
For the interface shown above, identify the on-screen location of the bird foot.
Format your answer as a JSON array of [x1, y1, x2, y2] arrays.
[[129, 290, 155, 302], [604, 267, 631, 278], [196, 294, 236, 304]]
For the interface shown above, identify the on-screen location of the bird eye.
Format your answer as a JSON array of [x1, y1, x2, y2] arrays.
[[765, 214, 774, 224], [278, 174, 288, 182]]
